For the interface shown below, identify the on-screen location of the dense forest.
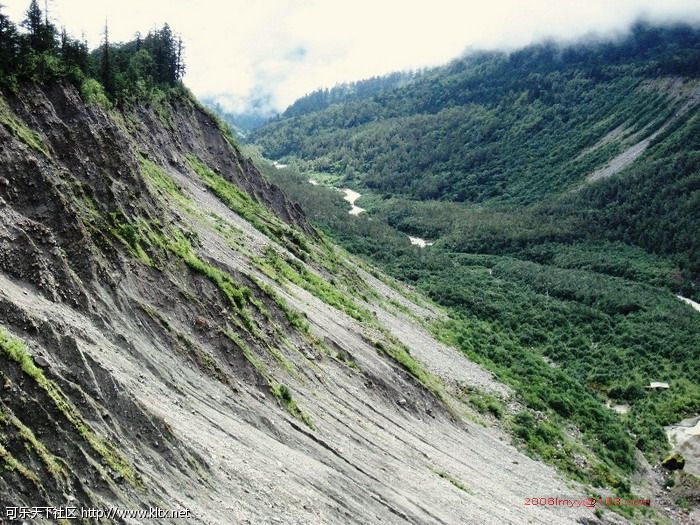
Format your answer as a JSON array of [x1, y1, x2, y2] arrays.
[[281, 71, 418, 119], [254, 24, 699, 205], [247, 21, 700, 506], [252, 23, 700, 285], [0, 0, 185, 105]]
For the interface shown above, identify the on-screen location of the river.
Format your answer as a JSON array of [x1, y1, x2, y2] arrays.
[[307, 181, 435, 247], [408, 236, 434, 248], [342, 189, 365, 216], [678, 295, 700, 313]]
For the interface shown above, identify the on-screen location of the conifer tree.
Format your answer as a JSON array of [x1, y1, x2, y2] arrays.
[[22, 0, 43, 44], [100, 20, 114, 94], [21, 0, 55, 53], [0, 6, 19, 76]]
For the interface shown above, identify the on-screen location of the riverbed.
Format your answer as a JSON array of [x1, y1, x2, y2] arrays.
[[307, 180, 435, 246]]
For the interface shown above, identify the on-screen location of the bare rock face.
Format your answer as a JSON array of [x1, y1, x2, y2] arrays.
[[0, 84, 615, 524]]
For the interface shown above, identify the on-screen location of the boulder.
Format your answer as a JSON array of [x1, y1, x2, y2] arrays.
[[34, 355, 51, 368], [661, 452, 685, 471]]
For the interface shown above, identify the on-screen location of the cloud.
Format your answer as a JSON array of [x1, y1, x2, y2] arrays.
[[3, 0, 700, 112]]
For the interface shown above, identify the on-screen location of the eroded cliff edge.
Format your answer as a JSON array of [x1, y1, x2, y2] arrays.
[[0, 84, 616, 524]]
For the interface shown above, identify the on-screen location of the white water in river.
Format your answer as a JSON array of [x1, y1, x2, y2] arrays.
[[408, 236, 434, 248], [308, 181, 435, 247], [678, 295, 700, 313], [342, 189, 365, 215]]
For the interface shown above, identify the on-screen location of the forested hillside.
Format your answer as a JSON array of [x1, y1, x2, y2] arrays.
[[0, 0, 185, 106], [247, 21, 700, 515], [253, 23, 699, 202], [252, 22, 700, 284], [204, 71, 417, 136], [281, 71, 417, 119]]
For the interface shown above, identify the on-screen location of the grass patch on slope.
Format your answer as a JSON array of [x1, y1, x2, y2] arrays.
[[185, 154, 311, 256], [372, 339, 444, 402], [274, 383, 314, 429], [140, 156, 192, 207], [0, 96, 49, 156], [0, 442, 40, 485], [258, 246, 371, 322], [0, 327, 139, 487], [0, 407, 65, 480], [109, 215, 155, 267], [224, 330, 313, 428]]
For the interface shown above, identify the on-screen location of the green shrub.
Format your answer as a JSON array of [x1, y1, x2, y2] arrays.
[[80, 78, 112, 110]]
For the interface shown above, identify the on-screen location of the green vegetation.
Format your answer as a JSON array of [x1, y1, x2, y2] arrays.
[[0, 407, 65, 479], [154, 227, 259, 334], [282, 71, 417, 120], [111, 217, 253, 315], [461, 387, 504, 419], [186, 154, 311, 257], [79, 77, 111, 109], [247, 23, 700, 502], [258, 246, 371, 322], [431, 467, 472, 494], [662, 452, 686, 471], [0, 95, 48, 155], [252, 277, 310, 333], [372, 339, 444, 401], [109, 215, 155, 266], [254, 24, 698, 207], [0, 442, 40, 484], [223, 330, 313, 428], [677, 497, 691, 512], [273, 384, 314, 428], [140, 156, 191, 206], [0, 1, 184, 106]]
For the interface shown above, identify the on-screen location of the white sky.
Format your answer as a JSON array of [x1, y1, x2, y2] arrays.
[[3, 1, 700, 113]]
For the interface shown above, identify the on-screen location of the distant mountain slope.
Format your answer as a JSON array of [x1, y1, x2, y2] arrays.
[[201, 97, 275, 136], [252, 22, 700, 205], [203, 72, 416, 136], [281, 71, 417, 119]]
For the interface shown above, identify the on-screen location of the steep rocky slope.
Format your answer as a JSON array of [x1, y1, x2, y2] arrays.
[[0, 84, 620, 524]]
